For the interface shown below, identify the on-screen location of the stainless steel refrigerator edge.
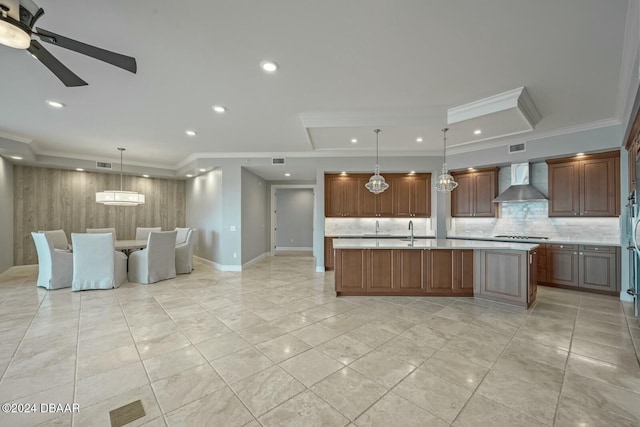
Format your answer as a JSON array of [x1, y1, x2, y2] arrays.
[[629, 153, 640, 317]]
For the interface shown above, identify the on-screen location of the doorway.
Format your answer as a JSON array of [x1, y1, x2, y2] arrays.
[[271, 185, 315, 257]]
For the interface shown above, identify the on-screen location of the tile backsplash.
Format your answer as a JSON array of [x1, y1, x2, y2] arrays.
[[449, 201, 620, 243], [325, 217, 433, 236]]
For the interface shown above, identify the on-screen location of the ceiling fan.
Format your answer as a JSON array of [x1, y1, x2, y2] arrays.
[[0, 0, 136, 87]]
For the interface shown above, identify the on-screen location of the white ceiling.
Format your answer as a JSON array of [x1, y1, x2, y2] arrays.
[[0, 0, 633, 176]]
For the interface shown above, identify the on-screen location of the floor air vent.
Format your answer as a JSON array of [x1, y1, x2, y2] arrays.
[[96, 161, 112, 169], [272, 158, 286, 165], [508, 143, 526, 154]]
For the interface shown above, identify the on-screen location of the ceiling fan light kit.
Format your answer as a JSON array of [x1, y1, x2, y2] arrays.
[[0, 14, 30, 48], [0, 0, 137, 86]]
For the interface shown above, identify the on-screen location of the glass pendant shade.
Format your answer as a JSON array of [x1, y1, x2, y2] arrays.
[[365, 166, 389, 194], [433, 163, 458, 192], [365, 129, 389, 194], [433, 127, 458, 192], [96, 148, 145, 206], [95, 190, 145, 206]]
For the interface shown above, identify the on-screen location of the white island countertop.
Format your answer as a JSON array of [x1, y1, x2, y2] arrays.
[[332, 238, 539, 251]]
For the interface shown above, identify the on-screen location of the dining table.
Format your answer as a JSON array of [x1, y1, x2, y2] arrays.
[[115, 240, 147, 255]]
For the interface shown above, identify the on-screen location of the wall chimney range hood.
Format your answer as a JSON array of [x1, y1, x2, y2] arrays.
[[493, 163, 547, 203]]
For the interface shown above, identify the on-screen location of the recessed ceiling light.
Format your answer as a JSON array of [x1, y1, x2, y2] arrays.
[[285, 173, 291, 177], [351, 138, 358, 144], [468, 167, 475, 171], [199, 168, 206, 172], [409, 170, 416, 175], [186, 174, 193, 178], [212, 105, 227, 114], [576, 152, 585, 156], [416, 137, 423, 143], [340, 171, 347, 175], [260, 60, 279, 73], [185, 130, 197, 136], [10, 156, 22, 160], [75, 168, 84, 172], [473, 129, 482, 135], [142, 174, 149, 178], [46, 100, 64, 108]]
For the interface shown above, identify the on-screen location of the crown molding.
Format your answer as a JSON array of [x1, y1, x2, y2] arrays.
[[614, 0, 640, 123], [447, 86, 540, 129]]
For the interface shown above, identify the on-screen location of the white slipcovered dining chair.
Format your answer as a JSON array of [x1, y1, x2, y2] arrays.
[[31, 232, 73, 289], [128, 231, 177, 284], [175, 228, 196, 274], [86, 227, 117, 240], [38, 229, 70, 250], [71, 233, 127, 291], [135, 227, 161, 241], [175, 227, 190, 244]]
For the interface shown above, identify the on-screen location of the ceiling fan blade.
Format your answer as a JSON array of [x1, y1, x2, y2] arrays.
[[35, 27, 137, 74], [28, 40, 88, 87], [0, 0, 20, 21]]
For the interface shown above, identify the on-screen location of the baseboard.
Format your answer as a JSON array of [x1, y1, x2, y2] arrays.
[[242, 253, 268, 269], [193, 256, 239, 272], [316, 266, 326, 273], [0, 264, 37, 278], [276, 247, 313, 251]]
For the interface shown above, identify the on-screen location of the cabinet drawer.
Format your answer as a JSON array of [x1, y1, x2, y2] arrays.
[[581, 245, 616, 254], [548, 244, 578, 251]]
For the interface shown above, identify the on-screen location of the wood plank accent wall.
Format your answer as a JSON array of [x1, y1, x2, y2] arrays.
[[14, 166, 186, 265]]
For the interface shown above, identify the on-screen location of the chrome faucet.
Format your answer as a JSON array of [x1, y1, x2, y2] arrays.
[[408, 220, 414, 246], [375, 220, 380, 235]]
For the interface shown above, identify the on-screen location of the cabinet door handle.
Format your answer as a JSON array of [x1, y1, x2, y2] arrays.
[[579, 252, 583, 255], [574, 252, 578, 255], [574, 212, 577, 215]]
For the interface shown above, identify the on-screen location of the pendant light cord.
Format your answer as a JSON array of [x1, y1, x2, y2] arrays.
[[118, 147, 125, 191], [374, 128, 380, 173], [442, 128, 448, 164]]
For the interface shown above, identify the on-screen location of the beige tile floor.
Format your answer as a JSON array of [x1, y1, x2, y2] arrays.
[[0, 255, 639, 426]]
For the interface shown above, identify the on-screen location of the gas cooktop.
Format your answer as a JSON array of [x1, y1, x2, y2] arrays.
[[494, 235, 550, 240]]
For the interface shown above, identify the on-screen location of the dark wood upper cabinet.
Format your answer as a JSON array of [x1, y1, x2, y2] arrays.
[[391, 174, 431, 217], [451, 168, 498, 217], [325, 175, 359, 217], [325, 173, 430, 218], [546, 151, 620, 217], [358, 176, 394, 217], [547, 162, 580, 217]]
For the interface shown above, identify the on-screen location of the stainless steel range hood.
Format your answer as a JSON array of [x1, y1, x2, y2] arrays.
[[493, 163, 547, 202]]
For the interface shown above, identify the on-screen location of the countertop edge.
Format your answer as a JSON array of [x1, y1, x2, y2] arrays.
[[446, 235, 621, 247]]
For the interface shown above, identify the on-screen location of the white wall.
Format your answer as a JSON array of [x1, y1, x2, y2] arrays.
[[0, 157, 13, 274], [276, 188, 313, 248], [186, 169, 223, 264], [241, 168, 269, 263]]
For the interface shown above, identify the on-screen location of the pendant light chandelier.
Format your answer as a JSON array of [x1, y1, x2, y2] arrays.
[[365, 128, 389, 194], [433, 128, 458, 192], [96, 148, 145, 206]]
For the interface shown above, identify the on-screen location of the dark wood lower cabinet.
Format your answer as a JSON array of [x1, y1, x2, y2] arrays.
[[324, 237, 334, 271], [395, 250, 424, 291], [334, 249, 367, 292], [475, 249, 537, 307], [547, 245, 579, 288], [425, 250, 474, 296], [540, 243, 620, 295], [335, 248, 472, 296]]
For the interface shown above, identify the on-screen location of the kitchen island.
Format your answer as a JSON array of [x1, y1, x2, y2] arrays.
[[333, 238, 539, 308]]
